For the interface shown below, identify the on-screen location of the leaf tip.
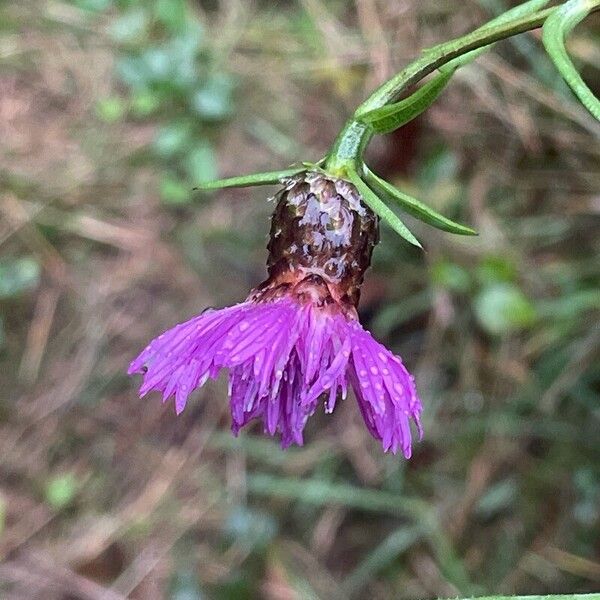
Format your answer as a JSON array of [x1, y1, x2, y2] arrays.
[[461, 226, 479, 236]]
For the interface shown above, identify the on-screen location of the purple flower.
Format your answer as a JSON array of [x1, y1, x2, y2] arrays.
[[129, 172, 422, 456]]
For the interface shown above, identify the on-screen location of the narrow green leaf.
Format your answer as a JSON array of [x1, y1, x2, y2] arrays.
[[356, 68, 455, 134], [364, 167, 477, 236], [543, 0, 600, 120], [194, 167, 305, 191], [346, 169, 423, 249]]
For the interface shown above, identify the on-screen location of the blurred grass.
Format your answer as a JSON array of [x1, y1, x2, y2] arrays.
[[0, 0, 599, 599]]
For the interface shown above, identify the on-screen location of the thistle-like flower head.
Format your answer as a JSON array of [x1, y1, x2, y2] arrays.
[[129, 172, 422, 456]]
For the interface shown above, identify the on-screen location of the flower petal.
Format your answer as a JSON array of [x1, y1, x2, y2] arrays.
[[346, 321, 422, 457], [130, 295, 423, 455]]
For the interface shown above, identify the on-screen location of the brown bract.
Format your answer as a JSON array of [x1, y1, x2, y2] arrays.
[[250, 172, 379, 315]]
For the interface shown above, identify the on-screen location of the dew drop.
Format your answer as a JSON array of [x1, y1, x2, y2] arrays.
[[378, 352, 388, 363], [239, 320, 250, 332], [370, 366, 379, 375], [361, 381, 370, 388], [359, 369, 367, 377]]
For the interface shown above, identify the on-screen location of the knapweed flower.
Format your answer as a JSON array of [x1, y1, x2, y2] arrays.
[[129, 172, 422, 456]]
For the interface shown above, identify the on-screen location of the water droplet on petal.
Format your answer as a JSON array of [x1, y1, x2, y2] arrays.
[[239, 320, 249, 331], [378, 352, 387, 363], [370, 366, 379, 375], [359, 369, 367, 377]]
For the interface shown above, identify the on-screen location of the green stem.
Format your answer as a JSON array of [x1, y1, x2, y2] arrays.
[[326, 121, 372, 176], [543, 0, 600, 119], [357, 7, 555, 113], [325, 3, 599, 172]]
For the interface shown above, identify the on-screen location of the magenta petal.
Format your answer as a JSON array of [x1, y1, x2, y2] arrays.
[[129, 302, 251, 406], [129, 295, 423, 456], [301, 326, 350, 409], [345, 321, 422, 458]]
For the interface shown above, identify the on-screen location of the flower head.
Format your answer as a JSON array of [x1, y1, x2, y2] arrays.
[[129, 172, 422, 456]]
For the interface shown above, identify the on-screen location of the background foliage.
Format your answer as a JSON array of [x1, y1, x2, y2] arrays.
[[0, 0, 599, 598]]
